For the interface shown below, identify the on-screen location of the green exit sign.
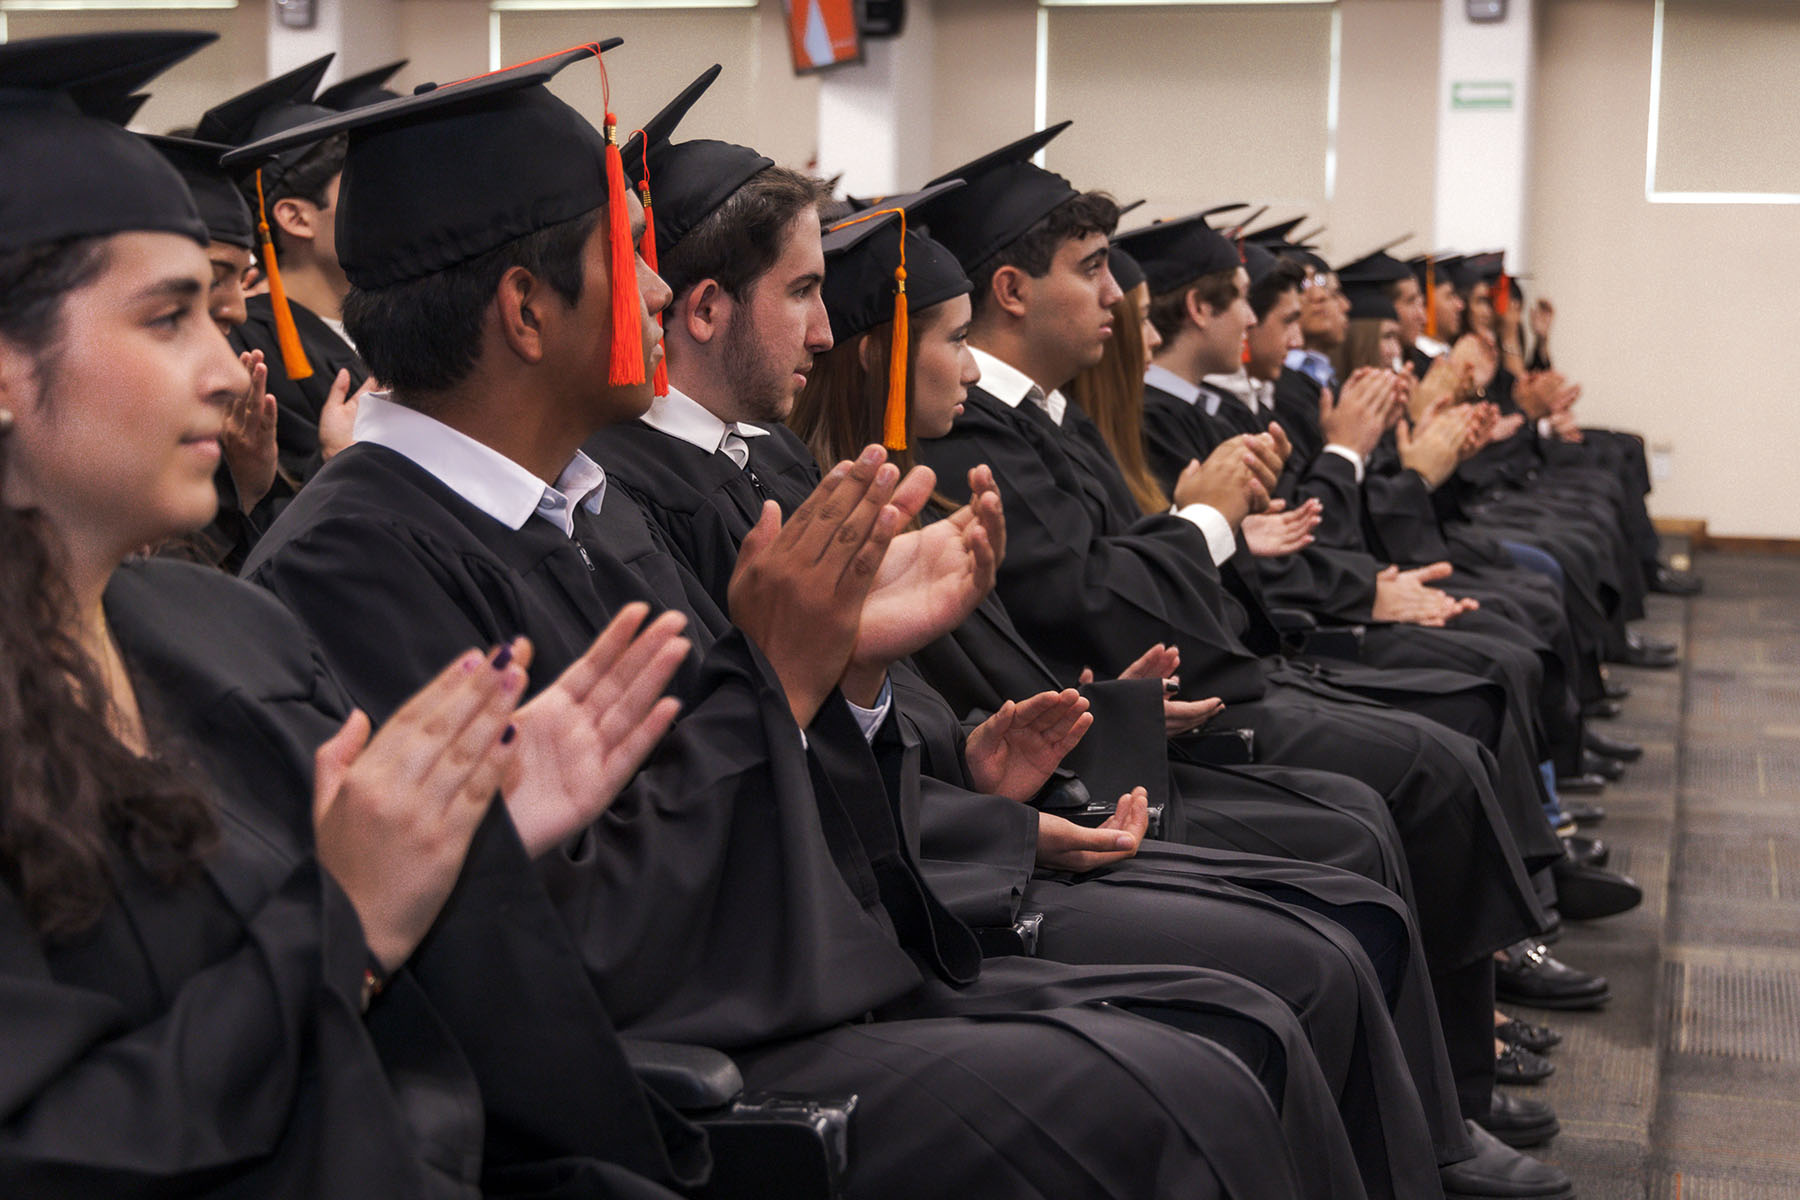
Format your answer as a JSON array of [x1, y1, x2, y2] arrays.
[[1452, 80, 1515, 111]]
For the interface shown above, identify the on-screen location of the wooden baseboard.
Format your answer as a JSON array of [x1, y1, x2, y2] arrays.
[[1654, 517, 1800, 555]]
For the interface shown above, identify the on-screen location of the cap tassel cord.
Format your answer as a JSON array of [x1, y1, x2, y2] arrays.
[[597, 52, 645, 387], [636, 134, 668, 397], [1424, 255, 1439, 341], [1494, 269, 1511, 320], [253, 168, 314, 381], [828, 206, 911, 450]]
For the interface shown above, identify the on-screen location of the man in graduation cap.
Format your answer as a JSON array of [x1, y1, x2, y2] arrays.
[[234, 43, 1399, 1200], [199, 53, 370, 495]]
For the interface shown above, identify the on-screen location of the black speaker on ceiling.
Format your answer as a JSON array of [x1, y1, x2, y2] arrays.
[[858, 0, 906, 39]]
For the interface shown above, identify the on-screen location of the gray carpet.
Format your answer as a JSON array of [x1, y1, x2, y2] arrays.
[[1516, 551, 1800, 1199]]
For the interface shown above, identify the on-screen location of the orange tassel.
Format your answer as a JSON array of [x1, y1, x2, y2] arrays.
[[635, 134, 668, 398], [885, 255, 908, 452], [596, 54, 643, 388], [253, 168, 313, 381], [1424, 255, 1438, 341], [1494, 270, 1511, 319]]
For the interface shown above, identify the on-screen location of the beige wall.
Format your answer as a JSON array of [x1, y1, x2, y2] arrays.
[[1531, 0, 1800, 538]]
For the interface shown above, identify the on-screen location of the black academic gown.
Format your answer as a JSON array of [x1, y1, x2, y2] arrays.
[[0, 559, 694, 1200], [243, 439, 1363, 1200]]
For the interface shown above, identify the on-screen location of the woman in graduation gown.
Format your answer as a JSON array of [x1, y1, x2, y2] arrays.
[[0, 33, 703, 1198]]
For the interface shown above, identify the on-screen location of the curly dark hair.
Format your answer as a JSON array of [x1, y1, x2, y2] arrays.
[[966, 191, 1120, 322], [0, 238, 217, 940], [657, 166, 832, 304]]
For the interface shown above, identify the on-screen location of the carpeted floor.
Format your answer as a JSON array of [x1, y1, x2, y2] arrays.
[[1516, 550, 1800, 1199]]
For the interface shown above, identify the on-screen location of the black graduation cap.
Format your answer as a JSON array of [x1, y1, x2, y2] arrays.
[[1409, 253, 1473, 292], [0, 31, 212, 254], [1335, 242, 1416, 285], [143, 134, 255, 248], [1343, 279, 1399, 321], [98, 92, 151, 127], [1245, 215, 1305, 246], [620, 64, 773, 262], [1111, 208, 1241, 296], [196, 54, 335, 191], [1462, 250, 1506, 284], [913, 122, 1081, 273], [1115, 199, 1147, 221], [316, 60, 408, 111], [821, 180, 970, 450], [1243, 240, 1286, 290], [1109, 245, 1146, 294]]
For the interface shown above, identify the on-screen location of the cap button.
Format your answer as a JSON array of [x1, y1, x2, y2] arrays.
[[413, 81, 438, 95]]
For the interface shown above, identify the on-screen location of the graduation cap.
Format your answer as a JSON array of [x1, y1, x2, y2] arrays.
[[1335, 241, 1416, 285], [226, 40, 650, 387], [1243, 240, 1287, 291], [621, 64, 773, 265], [143, 134, 255, 249], [315, 60, 408, 111], [98, 92, 151, 127], [0, 31, 212, 254], [1343, 279, 1399, 322], [1112, 208, 1241, 296], [1245, 215, 1306, 246], [196, 53, 335, 184], [1115, 199, 1147, 221], [913, 122, 1081, 274], [820, 180, 970, 450], [1108, 245, 1146, 295]]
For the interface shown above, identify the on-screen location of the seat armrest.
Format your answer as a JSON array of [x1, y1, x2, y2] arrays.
[[975, 911, 1045, 958], [1181, 727, 1255, 765], [622, 1037, 745, 1111], [1300, 624, 1366, 662], [1268, 607, 1319, 635]]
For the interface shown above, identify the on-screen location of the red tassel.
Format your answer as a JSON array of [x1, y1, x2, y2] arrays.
[[635, 134, 668, 398], [594, 53, 643, 388], [1494, 270, 1511, 319], [253, 168, 313, 382], [1424, 255, 1439, 341]]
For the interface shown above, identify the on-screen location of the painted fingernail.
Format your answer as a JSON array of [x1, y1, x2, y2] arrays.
[[501, 724, 516, 745], [492, 644, 513, 670]]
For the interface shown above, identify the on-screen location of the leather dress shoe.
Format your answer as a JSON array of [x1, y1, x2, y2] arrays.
[[1556, 771, 1608, 794], [1584, 728, 1643, 762], [1650, 564, 1703, 596], [1613, 630, 1678, 669], [1497, 1016, 1563, 1053], [1563, 832, 1609, 867], [1496, 1041, 1556, 1085], [1496, 939, 1612, 1009], [1602, 675, 1632, 700], [1562, 799, 1606, 825], [1583, 698, 1624, 720], [1442, 1122, 1573, 1198], [1475, 1091, 1562, 1148], [1552, 859, 1643, 920], [1581, 749, 1625, 781]]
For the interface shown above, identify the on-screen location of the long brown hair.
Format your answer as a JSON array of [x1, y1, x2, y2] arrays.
[[1332, 317, 1394, 380], [0, 238, 217, 939], [790, 321, 921, 477], [1067, 288, 1168, 515]]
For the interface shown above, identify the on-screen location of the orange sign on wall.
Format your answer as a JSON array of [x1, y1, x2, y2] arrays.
[[784, 0, 862, 73]]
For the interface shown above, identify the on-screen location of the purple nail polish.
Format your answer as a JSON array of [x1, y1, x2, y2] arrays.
[[492, 644, 513, 670], [501, 724, 516, 745]]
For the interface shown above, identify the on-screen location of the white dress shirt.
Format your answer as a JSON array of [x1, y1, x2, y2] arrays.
[[640, 386, 891, 738], [1131, 364, 1240, 566], [969, 346, 1069, 427]]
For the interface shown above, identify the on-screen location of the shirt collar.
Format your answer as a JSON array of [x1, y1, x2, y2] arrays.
[[640, 385, 772, 455], [1144, 363, 1204, 407], [353, 391, 606, 536], [969, 346, 1067, 426], [1203, 368, 1266, 414]]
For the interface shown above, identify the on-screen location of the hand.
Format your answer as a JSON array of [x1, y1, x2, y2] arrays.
[[312, 646, 525, 972], [1411, 357, 1462, 421], [1242, 497, 1321, 557], [1081, 644, 1223, 735], [1491, 412, 1526, 441], [319, 369, 380, 461], [965, 689, 1093, 803], [501, 606, 690, 857], [1548, 409, 1584, 443], [1035, 789, 1151, 872], [223, 349, 279, 511], [1370, 562, 1479, 627], [729, 446, 905, 728], [1172, 436, 1274, 527], [1529, 298, 1554, 343], [1450, 333, 1498, 391], [1395, 402, 1469, 490], [1319, 367, 1393, 457], [847, 463, 996, 690]]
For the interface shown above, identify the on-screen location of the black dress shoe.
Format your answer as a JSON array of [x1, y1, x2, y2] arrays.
[[1613, 639, 1679, 669], [1563, 832, 1609, 867], [1562, 798, 1606, 825], [1442, 1123, 1574, 1198], [1581, 749, 1625, 781], [1552, 859, 1643, 921], [1495, 939, 1612, 1009], [1556, 771, 1608, 794], [1584, 728, 1643, 762], [1583, 698, 1624, 720], [1630, 629, 1678, 656], [1650, 564, 1703, 596], [1497, 1016, 1563, 1053], [1496, 1042, 1556, 1085], [1475, 1091, 1562, 1148]]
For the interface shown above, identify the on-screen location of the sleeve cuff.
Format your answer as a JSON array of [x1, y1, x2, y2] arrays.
[[846, 676, 894, 743], [1322, 443, 1366, 483], [1536, 418, 1553, 439], [1173, 503, 1238, 566]]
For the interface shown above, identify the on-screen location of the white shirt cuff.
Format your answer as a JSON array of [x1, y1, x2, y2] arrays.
[[1322, 444, 1365, 483], [1173, 503, 1238, 566], [1537, 418, 1553, 439], [846, 676, 894, 743]]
